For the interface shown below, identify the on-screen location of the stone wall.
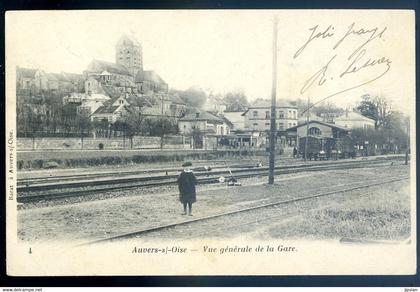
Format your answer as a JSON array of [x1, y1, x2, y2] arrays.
[[17, 135, 192, 150]]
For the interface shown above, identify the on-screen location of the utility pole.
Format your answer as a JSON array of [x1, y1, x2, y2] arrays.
[[304, 96, 310, 162], [268, 16, 278, 185], [405, 118, 410, 165], [160, 94, 164, 149]]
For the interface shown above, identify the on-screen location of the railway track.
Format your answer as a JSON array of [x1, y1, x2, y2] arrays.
[[18, 155, 402, 187], [17, 160, 262, 185], [18, 157, 402, 203], [84, 175, 409, 245]]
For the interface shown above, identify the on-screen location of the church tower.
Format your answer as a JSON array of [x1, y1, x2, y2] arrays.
[[116, 34, 143, 76]]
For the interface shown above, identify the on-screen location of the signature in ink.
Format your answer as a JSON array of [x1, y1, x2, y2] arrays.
[[296, 22, 392, 111], [333, 22, 387, 60], [300, 55, 336, 94], [294, 25, 335, 59]]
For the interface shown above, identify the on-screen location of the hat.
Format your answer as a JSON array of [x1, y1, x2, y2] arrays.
[[182, 162, 192, 167]]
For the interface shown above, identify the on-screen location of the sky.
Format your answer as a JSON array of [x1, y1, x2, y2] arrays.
[[6, 10, 415, 113]]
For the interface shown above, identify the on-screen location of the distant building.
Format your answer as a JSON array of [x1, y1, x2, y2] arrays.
[[178, 111, 231, 136], [84, 35, 168, 97], [242, 99, 299, 132], [335, 111, 375, 130], [298, 112, 323, 124], [16, 67, 84, 94], [223, 111, 245, 131], [90, 96, 131, 123], [115, 34, 143, 76]]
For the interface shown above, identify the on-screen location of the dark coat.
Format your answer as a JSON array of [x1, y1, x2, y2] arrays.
[[177, 170, 197, 204]]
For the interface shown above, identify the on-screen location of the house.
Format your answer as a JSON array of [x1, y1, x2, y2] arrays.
[[242, 99, 299, 132], [77, 100, 104, 116], [61, 72, 85, 93], [178, 111, 232, 149], [16, 67, 37, 90], [223, 111, 246, 131], [335, 111, 375, 130], [90, 96, 130, 123], [178, 111, 231, 136], [16, 67, 82, 95]]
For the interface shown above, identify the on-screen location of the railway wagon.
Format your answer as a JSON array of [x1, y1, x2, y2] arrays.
[[299, 135, 356, 160]]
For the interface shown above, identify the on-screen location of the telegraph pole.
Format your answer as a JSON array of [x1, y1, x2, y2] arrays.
[[405, 118, 410, 165], [304, 96, 310, 162], [268, 16, 278, 185]]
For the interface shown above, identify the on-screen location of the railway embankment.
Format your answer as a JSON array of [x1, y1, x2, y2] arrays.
[[16, 149, 267, 170]]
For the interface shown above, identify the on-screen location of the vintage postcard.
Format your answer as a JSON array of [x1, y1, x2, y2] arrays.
[[5, 10, 416, 276]]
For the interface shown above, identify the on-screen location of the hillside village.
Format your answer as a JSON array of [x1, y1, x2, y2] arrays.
[[16, 34, 409, 154]]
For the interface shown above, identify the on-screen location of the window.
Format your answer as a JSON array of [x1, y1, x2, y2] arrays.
[[279, 123, 284, 130], [279, 111, 284, 118], [253, 111, 258, 117], [253, 123, 258, 130], [265, 111, 270, 119], [293, 111, 296, 119], [308, 127, 322, 136], [288, 110, 291, 118]]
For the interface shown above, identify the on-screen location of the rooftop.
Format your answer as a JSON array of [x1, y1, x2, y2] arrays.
[[180, 111, 224, 124], [249, 99, 298, 109], [17, 67, 37, 79], [88, 59, 132, 76], [287, 120, 349, 132], [336, 111, 375, 122]]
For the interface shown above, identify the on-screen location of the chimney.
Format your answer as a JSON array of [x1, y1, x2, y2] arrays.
[[196, 112, 200, 118]]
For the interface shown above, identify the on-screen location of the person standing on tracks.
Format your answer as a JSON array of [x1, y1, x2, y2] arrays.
[[177, 162, 197, 216]]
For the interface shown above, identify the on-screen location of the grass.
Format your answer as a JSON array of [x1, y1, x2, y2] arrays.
[[16, 149, 252, 170], [262, 181, 411, 241]]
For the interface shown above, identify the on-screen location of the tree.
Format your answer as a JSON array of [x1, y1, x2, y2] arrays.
[[312, 101, 344, 122], [177, 87, 207, 108], [123, 109, 143, 148], [355, 94, 392, 129], [289, 98, 313, 116], [374, 96, 393, 129], [26, 109, 43, 150], [223, 89, 249, 112], [61, 104, 78, 136], [146, 117, 178, 149], [75, 112, 92, 149], [353, 94, 403, 155]]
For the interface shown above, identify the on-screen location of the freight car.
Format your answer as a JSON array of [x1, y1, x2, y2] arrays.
[[298, 135, 356, 160]]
